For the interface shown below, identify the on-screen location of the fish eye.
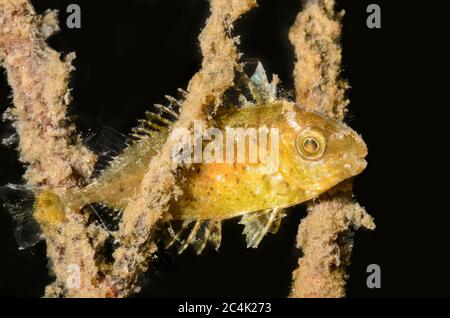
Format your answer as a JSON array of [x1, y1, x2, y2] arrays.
[[296, 127, 327, 160], [303, 137, 319, 154]]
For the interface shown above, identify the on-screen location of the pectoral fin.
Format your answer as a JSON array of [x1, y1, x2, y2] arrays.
[[239, 207, 285, 248]]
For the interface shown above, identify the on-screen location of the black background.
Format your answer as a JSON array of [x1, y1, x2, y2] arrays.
[[0, 0, 448, 298]]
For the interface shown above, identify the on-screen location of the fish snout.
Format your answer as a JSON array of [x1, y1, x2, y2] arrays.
[[354, 133, 368, 159], [349, 132, 368, 174]]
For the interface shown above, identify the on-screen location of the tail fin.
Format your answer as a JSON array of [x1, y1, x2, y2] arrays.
[[0, 184, 43, 249], [0, 185, 69, 250]]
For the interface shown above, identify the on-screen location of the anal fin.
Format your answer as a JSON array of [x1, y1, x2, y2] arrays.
[[163, 219, 222, 255], [239, 207, 285, 248]]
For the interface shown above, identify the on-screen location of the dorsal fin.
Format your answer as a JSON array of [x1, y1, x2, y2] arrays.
[[239, 207, 285, 248], [130, 93, 182, 142], [85, 92, 183, 180], [85, 125, 130, 176], [218, 62, 281, 115], [247, 62, 279, 105]]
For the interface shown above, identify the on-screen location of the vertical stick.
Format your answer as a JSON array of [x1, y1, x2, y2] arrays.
[[289, 0, 375, 298], [107, 0, 258, 297]]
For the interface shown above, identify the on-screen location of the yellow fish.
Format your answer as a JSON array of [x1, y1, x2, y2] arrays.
[[6, 63, 367, 254]]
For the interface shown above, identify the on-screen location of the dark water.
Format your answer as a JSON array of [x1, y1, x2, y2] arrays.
[[0, 0, 447, 298]]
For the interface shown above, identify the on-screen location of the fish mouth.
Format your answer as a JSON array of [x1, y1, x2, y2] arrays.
[[351, 129, 368, 157], [355, 148, 368, 174], [341, 156, 367, 178], [352, 131, 368, 173], [344, 142, 368, 176], [354, 156, 368, 174], [357, 141, 368, 159], [349, 139, 368, 175]]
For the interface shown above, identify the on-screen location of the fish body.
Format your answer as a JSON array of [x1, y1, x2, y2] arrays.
[[9, 63, 367, 253], [171, 102, 367, 221], [60, 129, 168, 213]]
